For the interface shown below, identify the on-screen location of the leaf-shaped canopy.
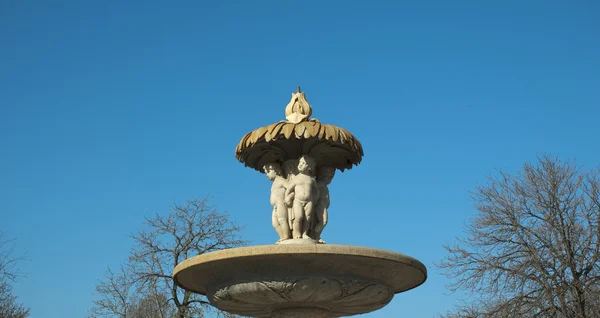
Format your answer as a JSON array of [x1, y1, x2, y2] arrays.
[[235, 119, 363, 173]]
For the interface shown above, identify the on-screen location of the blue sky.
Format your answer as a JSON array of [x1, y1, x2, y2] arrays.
[[1, 1, 599, 317]]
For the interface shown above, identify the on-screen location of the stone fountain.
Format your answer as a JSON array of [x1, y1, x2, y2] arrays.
[[172, 88, 426, 317]]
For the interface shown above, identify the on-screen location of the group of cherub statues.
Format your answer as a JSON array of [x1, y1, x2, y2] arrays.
[[264, 155, 335, 243]]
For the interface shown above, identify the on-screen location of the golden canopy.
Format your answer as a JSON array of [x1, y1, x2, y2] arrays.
[[235, 88, 363, 173]]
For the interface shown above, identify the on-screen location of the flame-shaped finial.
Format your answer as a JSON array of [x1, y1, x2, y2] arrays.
[[285, 87, 312, 123]]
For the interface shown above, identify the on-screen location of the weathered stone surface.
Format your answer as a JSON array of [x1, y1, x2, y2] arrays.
[[284, 155, 319, 240], [239, 89, 364, 243], [211, 277, 392, 317], [173, 244, 427, 317], [314, 166, 334, 242], [264, 162, 291, 242], [271, 308, 331, 318], [173, 88, 428, 317], [276, 238, 318, 245], [284, 88, 312, 124], [235, 89, 363, 173], [266, 156, 336, 243]]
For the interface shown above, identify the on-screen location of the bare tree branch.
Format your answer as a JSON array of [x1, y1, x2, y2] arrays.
[[0, 232, 29, 318], [90, 195, 247, 318], [89, 264, 136, 318], [437, 155, 600, 317]]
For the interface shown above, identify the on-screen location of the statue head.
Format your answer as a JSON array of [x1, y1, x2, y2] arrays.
[[283, 159, 298, 179], [297, 155, 316, 175], [263, 162, 283, 181], [317, 166, 336, 185]]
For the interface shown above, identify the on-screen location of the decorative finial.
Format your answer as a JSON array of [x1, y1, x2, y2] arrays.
[[285, 87, 312, 124]]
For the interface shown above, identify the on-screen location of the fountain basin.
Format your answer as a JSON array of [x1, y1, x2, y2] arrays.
[[173, 244, 426, 317]]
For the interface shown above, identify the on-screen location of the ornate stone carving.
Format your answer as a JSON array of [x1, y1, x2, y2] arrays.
[[235, 89, 363, 173], [235, 88, 363, 243], [283, 159, 298, 232], [271, 308, 331, 318], [284, 155, 319, 240], [174, 88, 429, 318], [264, 162, 291, 242], [314, 166, 335, 243], [209, 277, 393, 317], [267, 158, 336, 243], [284, 87, 313, 124], [236, 119, 363, 172]]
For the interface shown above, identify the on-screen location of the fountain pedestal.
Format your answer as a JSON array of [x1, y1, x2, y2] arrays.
[[172, 88, 427, 317]]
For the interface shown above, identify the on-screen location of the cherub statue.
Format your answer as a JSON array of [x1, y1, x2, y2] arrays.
[[264, 162, 291, 242], [285, 155, 319, 239], [313, 166, 335, 243], [282, 159, 298, 230]]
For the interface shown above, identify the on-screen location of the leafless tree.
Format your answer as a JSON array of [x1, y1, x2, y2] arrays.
[[89, 264, 137, 318], [128, 293, 174, 318], [0, 232, 29, 318], [438, 155, 600, 317], [89, 265, 176, 318], [90, 196, 246, 318]]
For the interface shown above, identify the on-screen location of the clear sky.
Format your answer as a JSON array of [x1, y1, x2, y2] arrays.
[[1, 1, 599, 317]]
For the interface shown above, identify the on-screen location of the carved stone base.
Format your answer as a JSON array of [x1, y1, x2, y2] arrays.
[[277, 238, 319, 245], [173, 244, 426, 317], [210, 276, 392, 317], [271, 308, 331, 318]]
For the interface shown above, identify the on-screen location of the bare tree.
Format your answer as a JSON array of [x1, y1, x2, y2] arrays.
[[438, 155, 600, 317], [0, 232, 29, 318], [90, 196, 246, 318], [128, 293, 174, 318], [89, 264, 137, 318], [89, 263, 176, 318]]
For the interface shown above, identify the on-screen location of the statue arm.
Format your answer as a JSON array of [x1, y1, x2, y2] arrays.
[[285, 180, 295, 205], [286, 177, 298, 194]]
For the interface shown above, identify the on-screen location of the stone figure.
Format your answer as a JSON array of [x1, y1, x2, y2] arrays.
[[234, 88, 365, 244], [264, 162, 291, 242], [285, 155, 319, 239], [282, 159, 298, 231], [314, 166, 335, 243]]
